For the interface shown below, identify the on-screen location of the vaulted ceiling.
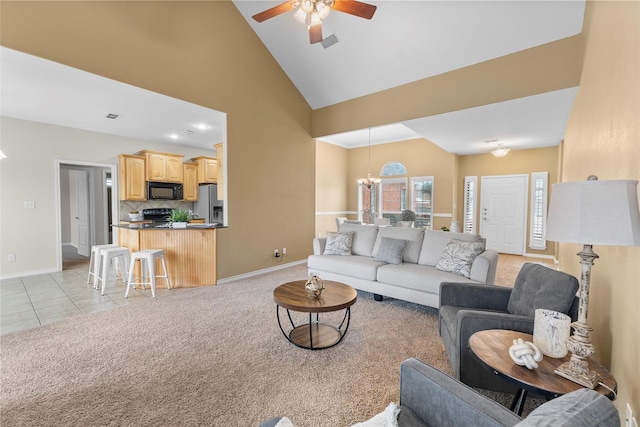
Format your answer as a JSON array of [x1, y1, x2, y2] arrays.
[[233, 0, 586, 152]]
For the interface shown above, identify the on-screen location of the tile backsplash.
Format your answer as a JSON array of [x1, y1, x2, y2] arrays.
[[120, 201, 194, 220]]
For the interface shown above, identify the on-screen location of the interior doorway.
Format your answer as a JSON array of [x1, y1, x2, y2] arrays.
[[480, 175, 528, 255], [56, 160, 118, 271]]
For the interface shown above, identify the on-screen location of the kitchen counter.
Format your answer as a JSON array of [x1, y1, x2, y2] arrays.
[[114, 223, 225, 229], [116, 224, 220, 287]]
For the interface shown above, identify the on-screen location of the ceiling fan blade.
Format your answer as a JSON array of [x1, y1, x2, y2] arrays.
[[252, 0, 297, 23], [332, 0, 377, 20], [309, 23, 323, 44]]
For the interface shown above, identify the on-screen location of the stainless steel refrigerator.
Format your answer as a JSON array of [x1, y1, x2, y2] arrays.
[[194, 184, 224, 224]]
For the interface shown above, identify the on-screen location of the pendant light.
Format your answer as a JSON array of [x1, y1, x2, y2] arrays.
[[357, 128, 381, 188]]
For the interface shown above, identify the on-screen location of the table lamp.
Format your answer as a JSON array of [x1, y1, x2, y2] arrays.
[[545, 176, 640, 388]]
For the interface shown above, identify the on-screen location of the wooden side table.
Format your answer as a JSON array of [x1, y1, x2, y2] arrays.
[[469, 329, 617, 415]]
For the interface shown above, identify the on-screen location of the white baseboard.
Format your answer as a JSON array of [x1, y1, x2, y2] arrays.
[[0, 266, 59, 281], [217, 259, 307, 285]]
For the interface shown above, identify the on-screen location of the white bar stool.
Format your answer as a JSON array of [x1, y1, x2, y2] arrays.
[[87, 244, 118, 285], [94, 247, 131, 296], [125, 249, 171, 298]]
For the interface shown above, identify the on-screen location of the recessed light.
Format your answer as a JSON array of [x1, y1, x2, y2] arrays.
[[168, 134, 180, 140], [194, 123, 210, 130]]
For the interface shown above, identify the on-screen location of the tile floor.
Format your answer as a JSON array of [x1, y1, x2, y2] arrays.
[[0, 253, 177, 335], [0, 252, 555, 336]]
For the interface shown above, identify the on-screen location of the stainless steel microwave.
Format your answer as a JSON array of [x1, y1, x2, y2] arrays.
[[147, 181, 183, 200]]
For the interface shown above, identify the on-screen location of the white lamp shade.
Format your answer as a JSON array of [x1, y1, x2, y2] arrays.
[[546, 179, 640, 246]]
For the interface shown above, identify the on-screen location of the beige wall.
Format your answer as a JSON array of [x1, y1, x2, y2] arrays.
[[458, 146, 559, 257], [312, 35, 584, 138], [560, 0, 640, 417], [0, 1, 314, 278], [315, 141, 350, 235]]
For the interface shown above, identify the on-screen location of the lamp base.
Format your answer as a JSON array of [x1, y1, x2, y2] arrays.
[[554, 355, 600, 389]]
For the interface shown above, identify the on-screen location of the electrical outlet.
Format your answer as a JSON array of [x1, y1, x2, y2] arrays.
[[274, 249, 280, 258], [8, 254, 16, 262], [283, 247, 287, 255], [24, 201, 35, 209]]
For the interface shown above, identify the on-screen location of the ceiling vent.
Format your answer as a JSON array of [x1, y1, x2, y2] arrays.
[[104, 113, 122, 120]]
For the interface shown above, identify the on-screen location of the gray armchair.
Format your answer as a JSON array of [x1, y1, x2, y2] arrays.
[[261, 358, 619, 427], [438, 263, 579, 393]]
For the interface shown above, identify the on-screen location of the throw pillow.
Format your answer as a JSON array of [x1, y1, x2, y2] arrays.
[[323, 231, 354, 256], [274, 417, 297, 427], [351, 402, 400, 427], [507, 263, 579, 316], [435, 238, 485, 278], [374, 238, 407, 265]]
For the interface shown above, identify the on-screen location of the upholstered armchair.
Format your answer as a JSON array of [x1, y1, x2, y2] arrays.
[[438, 263, 579, 393]]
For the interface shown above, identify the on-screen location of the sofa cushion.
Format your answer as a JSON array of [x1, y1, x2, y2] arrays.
[[435, 239, 486, 278], [339, 223, 379, 257], [323, 231, 354, 255], [418, 230, 484, 267], [374, 238, 408, 265], [515, 388, 619, 427], [377, 264, 476, 295], [308, 254, 385, 281], [372, 227, 424, 264], [507, 263, 579, 317]]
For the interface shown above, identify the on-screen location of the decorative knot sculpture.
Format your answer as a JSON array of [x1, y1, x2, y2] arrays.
[[509, 338, 543, 370], [305, 274, 325, 298]]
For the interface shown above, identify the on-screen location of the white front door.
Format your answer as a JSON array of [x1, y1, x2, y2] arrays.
[[480, 175, 527, 255], [76, 170, 91, 257]]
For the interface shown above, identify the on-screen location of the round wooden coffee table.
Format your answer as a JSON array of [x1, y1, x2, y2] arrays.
[[469, 329, 617, 415], [273, 280, 357, 350]]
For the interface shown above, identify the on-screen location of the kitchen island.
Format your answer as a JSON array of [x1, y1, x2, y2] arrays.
[[115, 224, 222, 288]]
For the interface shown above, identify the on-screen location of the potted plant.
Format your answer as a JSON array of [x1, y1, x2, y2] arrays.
[[170, 208, 190, 228], [399, 209, 416, 227]]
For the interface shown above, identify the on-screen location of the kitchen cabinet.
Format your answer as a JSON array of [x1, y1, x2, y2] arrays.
[[214, 143, 224, 201], [140, 150, 184, 183], [183, 162, 198, 201], [192, 156, 218, 184], [118, 154, 146, 201]]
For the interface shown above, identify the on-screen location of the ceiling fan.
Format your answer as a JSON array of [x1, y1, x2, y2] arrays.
[[252, 0, 377, 44]]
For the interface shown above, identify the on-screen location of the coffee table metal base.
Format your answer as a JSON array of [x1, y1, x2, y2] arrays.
[[277, 307, 351, 350]]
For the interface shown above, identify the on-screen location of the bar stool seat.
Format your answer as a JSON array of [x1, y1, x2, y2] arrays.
[[126, 249, 170, 298], [87, 244, 118, 285], [94, 247, 131, 296]]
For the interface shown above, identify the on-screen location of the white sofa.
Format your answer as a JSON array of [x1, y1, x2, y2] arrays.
[[308, 223, 498, 309]]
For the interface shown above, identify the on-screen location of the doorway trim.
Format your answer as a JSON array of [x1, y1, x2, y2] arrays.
[[54, 159, 119, 272]]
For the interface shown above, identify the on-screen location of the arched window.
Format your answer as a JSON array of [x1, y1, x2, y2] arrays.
[[380, 161, 407, 176]]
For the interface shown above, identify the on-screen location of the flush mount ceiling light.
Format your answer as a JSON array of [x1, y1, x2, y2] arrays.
[[491, 143, 510, 158], [357, 128, 381, 189], [252, 0, 376, 44]]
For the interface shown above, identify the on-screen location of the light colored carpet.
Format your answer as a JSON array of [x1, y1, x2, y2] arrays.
[[0, 264, 537, 426]]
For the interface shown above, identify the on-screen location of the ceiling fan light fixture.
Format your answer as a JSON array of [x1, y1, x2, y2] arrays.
[[316, 1, 331, 19], [294, 7, 307, 22], [300, 0, 314, 14], [309, 10, 322, 26]]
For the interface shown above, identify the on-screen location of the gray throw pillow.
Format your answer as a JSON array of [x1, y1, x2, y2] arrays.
[[374, 237, 407, 265], [515, 388, 619, 426], [435, 238, 485, 278], [323, 232, 354, 255], [507, 263, 579, 317]]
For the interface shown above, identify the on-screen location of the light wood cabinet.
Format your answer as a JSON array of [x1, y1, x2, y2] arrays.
[[192, 156, 218, 184], [183, 162, 198, 201], [214, 143, 224, 201], [140, 150, 184, 183], [118, 154, 146, 201]]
